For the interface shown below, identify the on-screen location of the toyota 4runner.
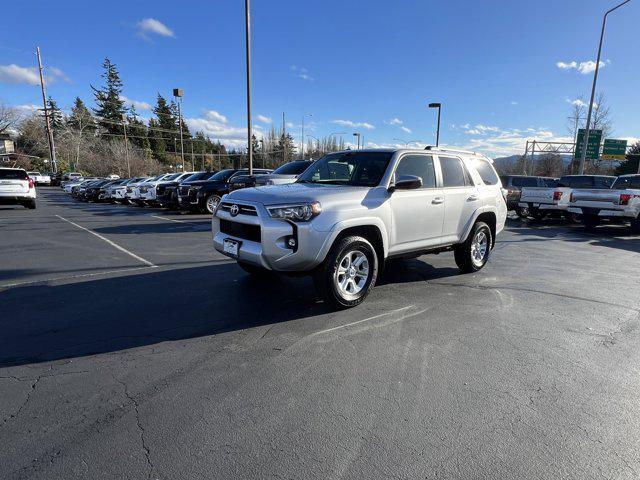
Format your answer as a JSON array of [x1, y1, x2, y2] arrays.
[[212, 148, 507, 309]]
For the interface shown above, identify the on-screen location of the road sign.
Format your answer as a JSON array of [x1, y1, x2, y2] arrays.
[[602, 139, 627, 160], [574, 129, 602, 160]]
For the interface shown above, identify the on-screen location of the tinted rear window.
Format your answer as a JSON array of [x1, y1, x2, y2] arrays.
[[612, 176, 640, 189], [0, 169, 28, 180], [273, 162, 312, 175], [511, 177, 539, 188], [472, 159, 499, 185]]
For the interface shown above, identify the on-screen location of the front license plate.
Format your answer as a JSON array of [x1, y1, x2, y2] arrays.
[[223, 238, 240, 257]]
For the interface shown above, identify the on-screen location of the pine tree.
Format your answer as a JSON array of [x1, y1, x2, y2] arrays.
[[148, 118, 166, 162], [47, 97, 64, 134], [67, 97, 96, 132], [277, 132, 297, 163], [127, 106, 151, 151], [615, 142, 640, 175], [92, 58, 127, 135]]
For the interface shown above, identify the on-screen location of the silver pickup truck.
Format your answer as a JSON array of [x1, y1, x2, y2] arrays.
[[519, 175, 616, 220], [568, 174, 640, 231]]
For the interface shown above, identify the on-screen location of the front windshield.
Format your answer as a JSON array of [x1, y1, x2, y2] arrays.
[[297, 151, 393, 186], [208, 169, 236, 182]]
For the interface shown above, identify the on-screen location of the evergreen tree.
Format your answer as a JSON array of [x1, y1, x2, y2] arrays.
[[92, 58, 127, 135], [615, 142, 640, 175], [127, 106, 151, 151], [277, 132, 297, 163], [147, 118, 166, 162], [47, 97, 64, 134], [67, 97, 96, 132]]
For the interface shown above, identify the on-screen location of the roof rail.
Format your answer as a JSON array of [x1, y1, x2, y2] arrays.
[[424, 146, 481, 156]]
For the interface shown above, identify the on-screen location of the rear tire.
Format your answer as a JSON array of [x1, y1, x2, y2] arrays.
[[515, 206, 529, 218], [630, 217, 640, 234], [454, 222, 492, 273], [25, 200, 36, 210], [313, 235, 378, 309]]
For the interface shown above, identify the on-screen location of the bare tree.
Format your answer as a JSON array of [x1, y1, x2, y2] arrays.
[[0, 102, 22, 134], [566, 96, 586, 142], [591, 92, 613, 139], [535, 154, 563, 177]]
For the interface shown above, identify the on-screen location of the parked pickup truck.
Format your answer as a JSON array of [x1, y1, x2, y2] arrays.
[[27, 171, 51, 186], [568, 174, 640, 232], [519, 175, 616, 220], [213, 147, 507, 309]]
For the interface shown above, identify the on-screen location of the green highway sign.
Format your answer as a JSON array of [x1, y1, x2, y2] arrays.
[[602, 139, 627, 160], [574, 129, 602, 160]]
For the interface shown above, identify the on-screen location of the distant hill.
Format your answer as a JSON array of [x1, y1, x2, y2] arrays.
[[493, 154, 573, 170]]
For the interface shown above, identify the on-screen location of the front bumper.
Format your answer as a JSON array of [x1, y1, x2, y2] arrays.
[[212, 200, 332, 272]]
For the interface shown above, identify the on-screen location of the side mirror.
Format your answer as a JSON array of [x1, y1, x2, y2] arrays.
[[389, 174, 423, 192]]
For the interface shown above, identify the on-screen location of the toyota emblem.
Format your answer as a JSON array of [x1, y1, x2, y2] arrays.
[[230, 204, 240, 217]]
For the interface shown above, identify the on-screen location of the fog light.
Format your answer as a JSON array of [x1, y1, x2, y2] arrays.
[[287, 238, 297, 248]]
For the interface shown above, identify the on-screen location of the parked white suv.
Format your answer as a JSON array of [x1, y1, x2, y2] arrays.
[[0, 168, 37, 209], [213, 148, 507, 308]]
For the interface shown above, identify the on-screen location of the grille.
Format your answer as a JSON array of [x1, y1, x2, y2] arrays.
[[220, 219, 261, 242], [219, 202, 258, 216], [179, 186, 190, 196]]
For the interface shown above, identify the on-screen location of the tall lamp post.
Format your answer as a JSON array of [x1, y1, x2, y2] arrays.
[[428, 102, 442, 147], [121, 114, 131, 177], [578, 0, 632, 174], [353, 132, 361, 149], [173, 88, 185, 172], [244, 0, 254, 174]]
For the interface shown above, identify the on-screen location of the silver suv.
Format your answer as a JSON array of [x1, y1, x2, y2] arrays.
[[213, 148, 507, 308]]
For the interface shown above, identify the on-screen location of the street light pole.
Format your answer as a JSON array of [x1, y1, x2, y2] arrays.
[[579, 0, 632, 175], [353, 132, 361, 149], [301, 114, 312, 159], [121, 114, 131, 178], [244, 0, 254, 175], [173, 89, 185, 172], [428, 102, 442, 147]]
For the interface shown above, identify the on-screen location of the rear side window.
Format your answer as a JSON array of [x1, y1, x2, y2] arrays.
[[594, 177, 615, 188], [543, 178, 559, 187], [472, 159, 499, 185], [395, 154, 436, 188], [613, 176, 640, 189], [558, 176, 592, 188], [512, 177, 538, 188], [0, 169, 28, 180], [439, 156, 470, 187]]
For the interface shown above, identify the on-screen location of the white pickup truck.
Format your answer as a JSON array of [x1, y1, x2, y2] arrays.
[[27, 171, 51, 186], [568, 174, 640, 232], [519, 175, 616, 220]]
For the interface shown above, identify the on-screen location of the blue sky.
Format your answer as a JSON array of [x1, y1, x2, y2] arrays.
[[1, 0, 638, 157]]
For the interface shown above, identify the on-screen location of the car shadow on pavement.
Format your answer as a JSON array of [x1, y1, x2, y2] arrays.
[[0, 258, 461, 368], [0, 263, 327, 368], [92, 221, 211, 235]]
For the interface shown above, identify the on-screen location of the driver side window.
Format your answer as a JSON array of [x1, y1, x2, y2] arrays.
[[394, 155, 436, 188]]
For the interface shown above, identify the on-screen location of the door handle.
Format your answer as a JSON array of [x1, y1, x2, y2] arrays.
[[432, 197, 444, 205], [467, 195, 479, 202]]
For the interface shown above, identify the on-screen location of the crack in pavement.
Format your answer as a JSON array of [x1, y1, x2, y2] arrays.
[[112, 373, 154, 479]]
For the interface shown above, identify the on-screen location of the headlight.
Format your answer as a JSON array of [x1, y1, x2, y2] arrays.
[[267, 202, 321, 222]]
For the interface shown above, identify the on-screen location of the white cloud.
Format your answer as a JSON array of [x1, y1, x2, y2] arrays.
[[457, 127, 573, 158], [464, 124, 501, 135], [204, 110, 227, 123], [256, 115, 272, 124], [510, 101, 518, 106], [386, 118, 403, 125], [556, 59, 607, 74], [0, 64, 40, 85], [0, 64, 69, 85], [120, 95, 151, 111], [332, 119, 375, 130], [290, 65, 314, 82], [400, 126, 412, 134], [136, 18, 176, 39]]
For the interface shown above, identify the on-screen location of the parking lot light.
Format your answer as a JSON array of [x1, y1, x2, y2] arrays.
[[428, 102, 442, 147]]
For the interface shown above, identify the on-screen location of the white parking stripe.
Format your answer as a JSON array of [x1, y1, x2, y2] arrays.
[[55, 214, 157, 268], [150, 215, 187, 224], [313, 305, 419, 335]]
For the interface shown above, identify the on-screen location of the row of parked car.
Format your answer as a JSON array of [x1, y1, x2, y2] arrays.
[[501, 173, 640, 231], [60, 161, 314, 213]]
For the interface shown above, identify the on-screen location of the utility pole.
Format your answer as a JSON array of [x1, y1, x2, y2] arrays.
[[36, 47, 57, 173], [244, 0, 254, 175], [173, 89, 185, 172], [530, 141, 536, 176], [523, 141, 529, 175], [191, 141, 196, 171], [282, 112, 287, 162], [579, 0, 632, 174], [121, 114, 131, 177]]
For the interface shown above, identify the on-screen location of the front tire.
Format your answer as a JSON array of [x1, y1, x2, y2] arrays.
[[205, 194, 221, 214], [313, 235, 378, 309], [454, 222, 492, 273]]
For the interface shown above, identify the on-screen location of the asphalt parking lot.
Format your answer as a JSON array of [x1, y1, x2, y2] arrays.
[[1, 188, 639, 479]]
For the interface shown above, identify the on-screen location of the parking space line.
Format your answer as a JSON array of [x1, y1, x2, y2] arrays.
[[0, 266, 153, 289], [313, 305, 418, 335], [149, 215, 188, 224], [55, 214, 157, 268]]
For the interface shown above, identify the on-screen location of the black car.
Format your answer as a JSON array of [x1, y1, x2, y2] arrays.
[[178, 168, 271, 213], [227, 169, 274, 192], [82, 180, 112, 202], [156, 171, 213, 208]]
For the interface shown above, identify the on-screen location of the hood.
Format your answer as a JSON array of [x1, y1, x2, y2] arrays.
[[181, 179, 224, 187], [225, 182, 373, 208]]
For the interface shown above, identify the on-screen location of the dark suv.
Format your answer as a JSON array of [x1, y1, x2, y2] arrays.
[[500, 175, 558, 216], [178, 168, 271, 213]]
